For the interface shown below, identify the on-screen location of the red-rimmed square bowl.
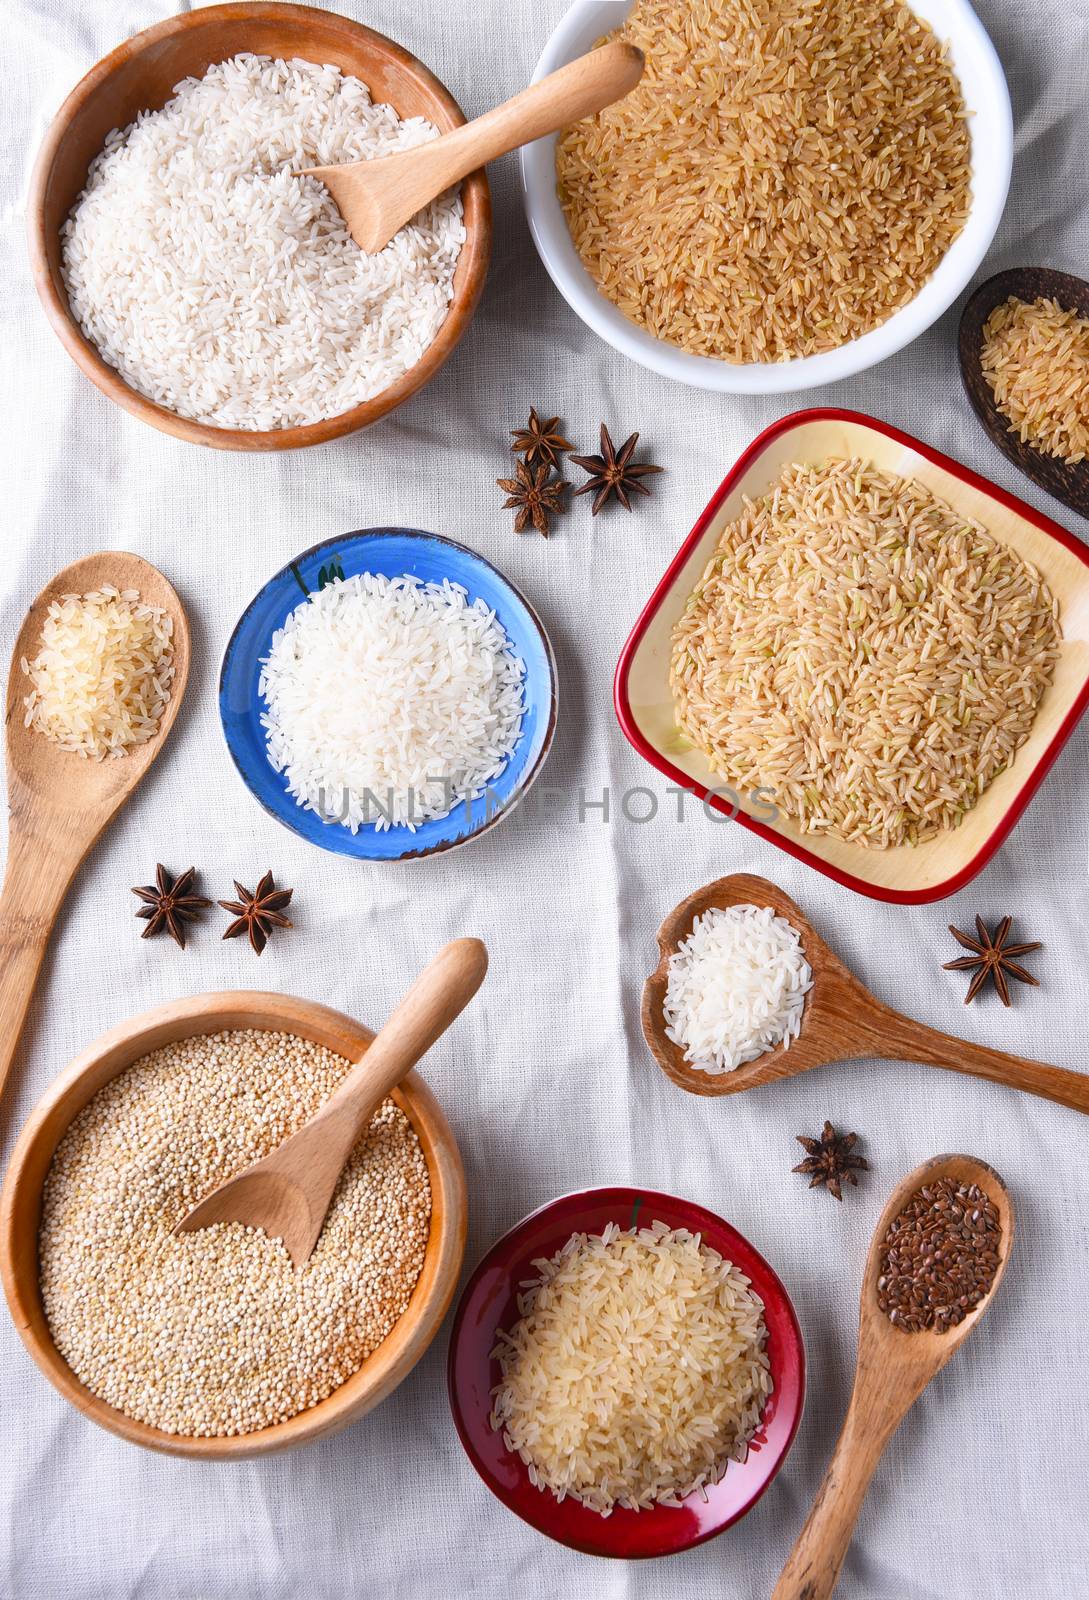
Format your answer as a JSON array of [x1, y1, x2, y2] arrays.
[[615, 408, 1089, 904], [447, 1186, 805, 1559]]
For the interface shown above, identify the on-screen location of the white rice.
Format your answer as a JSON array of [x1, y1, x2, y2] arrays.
[[259, 572, 525, 832], [663, 905, 812, 1074], [60, 53, 465, 430], [490, 1220, 772, 1517]]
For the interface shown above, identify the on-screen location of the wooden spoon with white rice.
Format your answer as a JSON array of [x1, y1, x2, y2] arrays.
[[642, 874, 1089, 1115]]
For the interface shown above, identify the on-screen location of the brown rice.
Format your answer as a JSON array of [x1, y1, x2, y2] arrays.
[[670, 459, 1061, 849], [981, 295, 1089, 465], [556, 0, 971, 364]]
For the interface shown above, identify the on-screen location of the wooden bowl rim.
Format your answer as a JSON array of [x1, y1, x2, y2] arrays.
[[958, 266, 1089, 517], [0, 990, 468, 1457], [26, 0, 492, 452]]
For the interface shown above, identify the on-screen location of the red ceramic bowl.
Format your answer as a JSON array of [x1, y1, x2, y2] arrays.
[[446, 1186, 805, 1558], [615, 407, 1089, 904]]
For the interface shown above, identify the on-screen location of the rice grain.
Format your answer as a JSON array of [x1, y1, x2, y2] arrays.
[[981, 295, 1089, 465], [556, 0, 971, 364], [670, 460, 1061, 848]]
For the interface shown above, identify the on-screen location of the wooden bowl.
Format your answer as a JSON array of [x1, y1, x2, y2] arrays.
[[959, 267, 1089, 518], [27, 2, 492, 451], [616, 407, 1089, 904], [0, 992, 468, 1457]]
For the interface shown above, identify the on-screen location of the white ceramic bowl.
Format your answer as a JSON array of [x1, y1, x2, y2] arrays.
[[521, 0, 1012, 393]]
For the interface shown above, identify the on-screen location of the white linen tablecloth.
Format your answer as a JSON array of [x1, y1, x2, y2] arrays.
[[2, 2, 1087, 1596]]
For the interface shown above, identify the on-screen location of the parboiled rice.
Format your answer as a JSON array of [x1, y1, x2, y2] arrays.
[[490, 1221, 772, 1516], [21, 586, 174, 760], [61, 54, 465, 430], [670, 459, 1061, 849], [980, 295, 1089, 465], [556, 0, 971, 364]]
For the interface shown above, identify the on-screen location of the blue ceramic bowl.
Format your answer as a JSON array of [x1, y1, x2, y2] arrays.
[[219, 530, 558, 861]]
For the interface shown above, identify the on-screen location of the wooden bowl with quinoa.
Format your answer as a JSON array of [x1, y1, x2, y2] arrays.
[[27, 2, 491, 450], [0, 991, 467, 1457]]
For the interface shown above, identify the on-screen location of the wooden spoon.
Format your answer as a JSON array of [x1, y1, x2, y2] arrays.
[[0, 553, 189, 1114], [305, 40, 644, 253], [772, 1153, 1014, 1600], [176, 938, 488, 1265], [642, 874, 1089, 1115], [959, 266, 1089, 519]]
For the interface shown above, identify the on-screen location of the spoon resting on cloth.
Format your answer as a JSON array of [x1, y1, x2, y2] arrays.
[[176, 938, 488, 1265], [642, 873, 1089, 1115], [772, 1152, 1014, 1600], [305, 40, 644, 253], [0, 553, 189, 1117]]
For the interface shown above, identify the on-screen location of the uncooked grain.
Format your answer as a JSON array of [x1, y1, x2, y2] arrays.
[[39, 1029, 431, 1437], [556, 0, 971, 364], [490, 1221, 772, 1516], [981, 295, 1089, 465], [259, 572, 526, 832], [663, 904, 812, 1074], [61, 53, 465, 430], [21, 586, 174, 760], [670, 459, 1061, 849]]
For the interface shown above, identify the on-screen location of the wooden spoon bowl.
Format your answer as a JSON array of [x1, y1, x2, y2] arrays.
[[773, 1153, 1014, 1599], [27, 2, 491, 451], [1, 552, 189, 1114], [959, 267, 1089, 518], [0, 991, 467, 1457], [643, 874, 1089, 1114]]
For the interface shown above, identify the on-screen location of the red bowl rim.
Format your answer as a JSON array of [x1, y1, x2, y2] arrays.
[[446, 1184, 806, 1559], [613, 405, 1089, 905]]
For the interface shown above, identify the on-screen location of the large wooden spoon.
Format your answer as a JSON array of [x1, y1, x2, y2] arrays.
[[772, 1153, 1014, 1600], [0, 553, 189, 1113], [642, 874, 1089, 1115], [305, 40, 644, 253], [176, 938, 488, 1265]]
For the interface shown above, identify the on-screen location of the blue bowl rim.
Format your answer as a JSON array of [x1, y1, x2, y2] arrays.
[[218, 527, 559, 862]]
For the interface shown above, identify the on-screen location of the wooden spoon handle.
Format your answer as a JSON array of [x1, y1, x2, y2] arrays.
[[862, 1003, 1089, 1115], [772, 1383, 908, 1600], [403, 41, 642, 192], [0, 823, 81, 1112], [319, 938, 488, 1144]]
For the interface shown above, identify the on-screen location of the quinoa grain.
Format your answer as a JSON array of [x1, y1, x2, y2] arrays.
[[39, 1029, 431, 1437]]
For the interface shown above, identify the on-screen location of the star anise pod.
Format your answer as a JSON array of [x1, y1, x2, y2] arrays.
[[510, 407, 573, 469], [497, 460, 567, 536], [793, 1121, 869, 1201], [570, 424, 663, 514], [131, 864, 212, 949], [943, 915, 1041, 1006], [219, 870, 294, 956]]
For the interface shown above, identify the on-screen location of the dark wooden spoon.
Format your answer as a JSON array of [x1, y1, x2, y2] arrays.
[[642, 874, 1089, 1115], [958, 266, 1089, 518]]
